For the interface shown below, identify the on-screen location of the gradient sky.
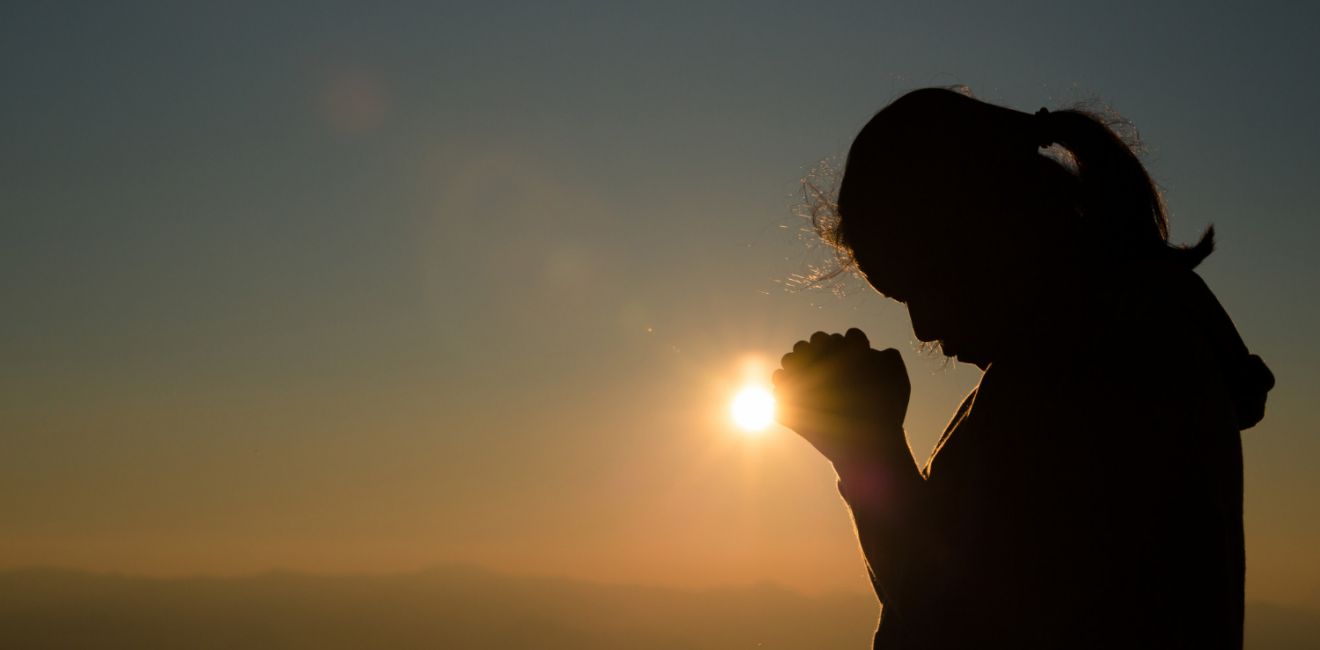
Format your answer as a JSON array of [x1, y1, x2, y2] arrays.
[[3, 1, 1318, 609]]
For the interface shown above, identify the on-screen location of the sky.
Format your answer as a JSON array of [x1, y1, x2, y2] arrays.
[[2, 0, 1318, 611]]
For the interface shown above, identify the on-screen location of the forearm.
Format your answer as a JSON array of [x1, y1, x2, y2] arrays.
[[832, 427, 926, 605]]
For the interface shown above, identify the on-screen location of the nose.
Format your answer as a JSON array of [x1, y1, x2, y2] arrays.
[[906, 299, 940, 342]]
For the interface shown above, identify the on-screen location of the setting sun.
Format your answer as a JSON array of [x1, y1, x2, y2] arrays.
[[731, 386, 776, 432]]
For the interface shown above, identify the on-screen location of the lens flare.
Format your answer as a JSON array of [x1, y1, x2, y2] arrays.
[[731, 386, 775, 432]]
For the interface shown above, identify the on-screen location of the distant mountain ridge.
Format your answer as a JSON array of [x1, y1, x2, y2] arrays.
[[0, 566, 1315, 649], [0, 565, 876, 649]]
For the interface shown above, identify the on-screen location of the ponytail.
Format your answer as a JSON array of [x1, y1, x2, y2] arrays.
[[1036, 107, 1215, 269]]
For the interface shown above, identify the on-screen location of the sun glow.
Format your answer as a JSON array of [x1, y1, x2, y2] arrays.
[[731, 386, 776, 432]]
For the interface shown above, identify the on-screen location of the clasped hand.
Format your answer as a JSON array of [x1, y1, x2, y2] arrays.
[[773, 329, 910, 467]]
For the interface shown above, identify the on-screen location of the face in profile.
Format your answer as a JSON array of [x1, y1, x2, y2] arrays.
[[839, 160, 1055, 369], [830, 90, 1086, 368], [847, 211, 993, 366]]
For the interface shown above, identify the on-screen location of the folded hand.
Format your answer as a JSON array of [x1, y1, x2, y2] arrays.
[[773, 328, 910, 466]]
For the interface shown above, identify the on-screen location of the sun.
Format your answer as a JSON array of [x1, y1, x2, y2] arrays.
[[731, 386, 776, 432]]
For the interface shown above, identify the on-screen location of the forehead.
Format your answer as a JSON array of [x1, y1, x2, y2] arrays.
[[839, 178, 948, 255], [837, 186, 953, 303], [844, 225, 927, 302]]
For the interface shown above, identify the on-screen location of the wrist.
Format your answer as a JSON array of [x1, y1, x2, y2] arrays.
[[834, 456, 891, 493], [831, 422, 905, 469], [831, 427, 909, 499]]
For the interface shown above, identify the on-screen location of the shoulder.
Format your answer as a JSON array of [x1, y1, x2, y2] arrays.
[[972, 303, 1233, 463], [990, 268, 1237, 419]]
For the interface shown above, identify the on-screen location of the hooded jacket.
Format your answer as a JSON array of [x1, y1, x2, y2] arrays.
[[840, 268, 1273, 649]]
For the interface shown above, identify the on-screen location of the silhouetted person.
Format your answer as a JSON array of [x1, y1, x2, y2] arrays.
[[774, 88, 1274, 649]]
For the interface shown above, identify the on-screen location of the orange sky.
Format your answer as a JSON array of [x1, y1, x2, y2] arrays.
[[2, 1, 1318, 612]]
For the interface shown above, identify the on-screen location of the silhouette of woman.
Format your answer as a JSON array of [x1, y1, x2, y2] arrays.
[[774, 88, 1274, 649]]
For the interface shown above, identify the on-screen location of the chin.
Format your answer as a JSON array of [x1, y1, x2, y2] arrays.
[[954, 351, 991, 369], [943, 341, 990, 368]]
